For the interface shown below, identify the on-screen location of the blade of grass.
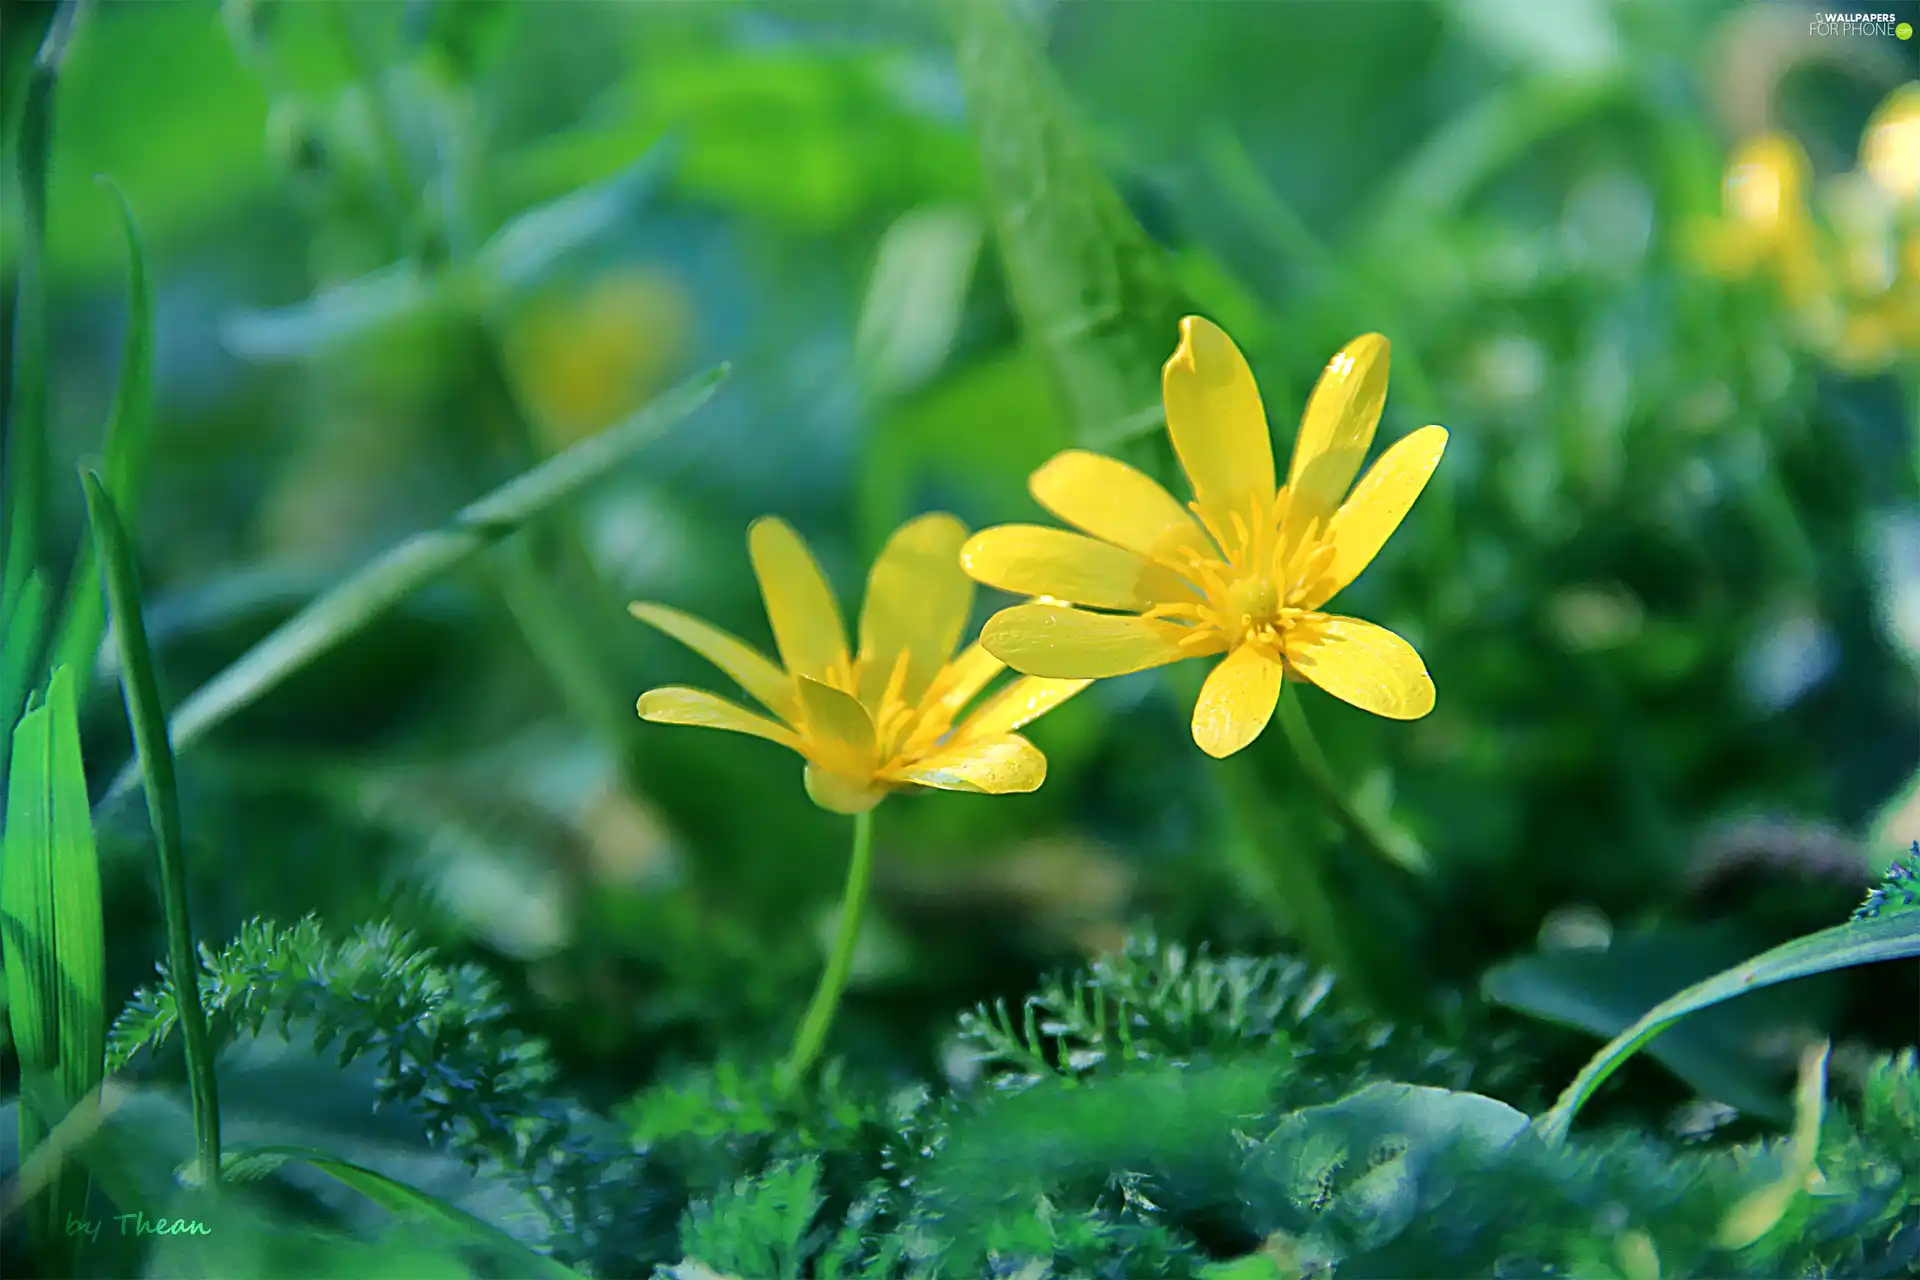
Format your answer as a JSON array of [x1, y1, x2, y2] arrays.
[[1, 0, 82, 618], [1, 666, 106, 1263], [0, 570, 48, 786], [943, 0, 1191, 453], [221, 1145, 587, 1280], [49, 179, 155, 697], [81, 468, 221, 1188], [1537, 907, 1920, 1144], [96, 364, 727, 813]]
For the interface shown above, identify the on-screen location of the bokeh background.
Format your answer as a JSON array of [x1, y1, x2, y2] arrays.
[[3, 0, 1918, 1256]]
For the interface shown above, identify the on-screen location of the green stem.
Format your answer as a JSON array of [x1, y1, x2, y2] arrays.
[[80, 471, 221, 1187], [780, 808, 877, 1086], [1275, 684, 1430, 878]]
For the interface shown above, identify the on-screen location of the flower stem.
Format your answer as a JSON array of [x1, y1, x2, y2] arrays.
[[780, 807, 877, 1086], [1275, 683, 1430, 878]]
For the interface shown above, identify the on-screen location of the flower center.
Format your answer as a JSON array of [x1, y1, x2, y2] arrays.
[[1224, 575, 1280, 627]]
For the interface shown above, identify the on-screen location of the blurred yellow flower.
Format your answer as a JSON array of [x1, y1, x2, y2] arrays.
[[631, 513, 1091, 814], [502, 268, 692, 449], [1691, 133, 1824, 304], [962, 317, 1445, 760], [1861, 82, 1920, 203]]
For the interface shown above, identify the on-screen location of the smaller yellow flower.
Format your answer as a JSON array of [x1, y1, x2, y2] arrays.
[[1860, 82, 1920, 203], [631, 513, 1091, 814], [1691, 133, 1825, 305], [962, 317, 1444, 760]]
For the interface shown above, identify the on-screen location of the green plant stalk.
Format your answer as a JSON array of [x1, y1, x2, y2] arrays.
[[1275, 684, 1430, 878], [781, 808, 877, 1085], [80, 470, 221, 1186]]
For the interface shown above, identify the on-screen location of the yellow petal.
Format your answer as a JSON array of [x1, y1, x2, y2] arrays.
[[636, 686, 803, 750], [1162, 316, 1276, 550], [804, 763, 889, 814], [1285, 616, 1435, 720], [1726, 133, 1809, 228], [1028, 449, 1212, 561], [1286, 334, 1391, 538], [1190, 644, 1283, 758], [628, 602, 797, 721], [748, 516, 849, 681], [795, 675, 878, 775], [917, 642, 1005, 725], [962, 525, 1194, 611], [954, 675, 1093, 741], [857, 512, 972, 708], [980, 603, 1204, 679], [1307, 425, 1449, 608], [883, 733, 1046, 796]]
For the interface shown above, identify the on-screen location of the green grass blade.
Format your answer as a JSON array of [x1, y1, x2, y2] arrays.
[[1, 665, 107, 1261], [944, 0, 1191, 451], [1537, 908, 1920, 1144], [0, 570, 48, 787], [49, 179, 156, 698], [221, 1145, 588, 1280], [1, 0, 82, 617], [80, 468, 221, 1187], [97, 364, 727, 811]]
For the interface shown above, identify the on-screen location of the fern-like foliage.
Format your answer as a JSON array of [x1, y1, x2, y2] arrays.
[[105, 916, 642, 1271], [1852, 841, 1920, 921], [954, 930, 1534, 1109]]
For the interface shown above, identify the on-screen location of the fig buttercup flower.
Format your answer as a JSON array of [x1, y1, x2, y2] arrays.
[[631, 513, 1091, 814], [1691, 132, 1825, 305], [961, 317, 1446, 760]]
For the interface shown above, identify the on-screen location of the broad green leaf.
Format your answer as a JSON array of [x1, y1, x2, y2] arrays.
[[945, 0, 1192, 450], [1538, 908, 1920, 1143], [48, 179, 155, 696], [854, 203, 985, 401], [1, 666, 106, 1261], [220, 1145, 586, 1280], [1483, 927, 1827, 1122], [98, 365, 728, 812], [82, 470, 222, 1186], [2, 2, 78, 622], [1241, 1083, 1531, 1259]]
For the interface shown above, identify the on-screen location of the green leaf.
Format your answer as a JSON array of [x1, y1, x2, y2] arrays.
[[1483, 927, 1822, 1123], [1, 666, 106, 1259], [220, 1145, 586, 1280], [0, 571, 48, 784], [81, 468, 223, 1187], [220, 260, 445, 363], [945, 0, 1192, 450], [48, 179, 156, 697], [97, 365, 728, 812], [853, 203, 985, 401], [2, 1, 80, 623], [1538, 908, 1920, 1143], [475, 136, 677, 301]]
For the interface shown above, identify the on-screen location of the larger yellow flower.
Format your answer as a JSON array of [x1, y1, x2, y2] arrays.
[[631, 513, 1090, 814], [960, 317, 1445, 760]]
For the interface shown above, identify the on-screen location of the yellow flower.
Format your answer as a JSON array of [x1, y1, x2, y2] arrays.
[[1691, 133, 1825, 304], [631, 513, 1091, 814], [1860, 82, 1920, 203], [961, 317, 1445, 760]]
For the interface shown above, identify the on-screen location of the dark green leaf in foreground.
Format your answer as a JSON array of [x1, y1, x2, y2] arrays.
[[98, 364, 728, 811], [944, 0, 1192, 451], [1538, 906, 1920, 1143]]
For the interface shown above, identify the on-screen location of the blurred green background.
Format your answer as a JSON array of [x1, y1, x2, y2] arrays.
[[2, 0, 1918, 1263]]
